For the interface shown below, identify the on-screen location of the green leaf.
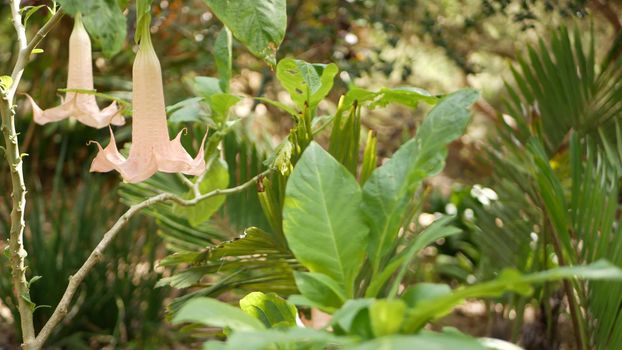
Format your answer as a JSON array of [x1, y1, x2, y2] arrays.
[[31, 48, 44, 54], [21, 5, 46, 25], [210, 93, 242, 124], [173, 297, 265, 331], [369, 299, 406, 337], [331, 299, 373, 336], [0, 75, 13, 94], [362, 89, 478, 275], [194, 76, 223, 98], [343, 86, 438, 111], [404, 260, 622, 332], [283, 142, 369, 297], [346, 332, 487, 350], [167, 97, 209, 124], [203, 0, 286, 66], [174, 159, 230, 226], [223, 328, 351, 350], [239, 292, 297, 328], [292, 271, 347, 311], [57, 0, 127, 57], [276, 58, 339, 110], [214, 28, 233, 92]]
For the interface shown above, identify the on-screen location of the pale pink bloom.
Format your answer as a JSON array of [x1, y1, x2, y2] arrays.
[[26, 15, 124, 128], [89, 32, 206, 183]]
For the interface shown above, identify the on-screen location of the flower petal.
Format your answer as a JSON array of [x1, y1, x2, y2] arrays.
[[75, 95, 124, 128], [25, 94, 76, 125], [155, 130, 206, 176], [90, 127, 158, 183]]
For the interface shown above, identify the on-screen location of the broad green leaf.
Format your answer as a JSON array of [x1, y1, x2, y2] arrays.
[[210, 93, 242, 124], [173, 297, 265, 331], [283, 142, 369, 297], [276, 58, 339, 110], [369, 299, 406, 337], [343, 86, 438, 111], [174, 159, 230, 226], [331, 299, 373, 336], [214, 28, 233, 92], [404, 260, 622, 332], [194, 76, 223, 98], [57, 0, 127, 57], [346, 332, 487, 350], [203, 0, 286, 66], [223, 328, 352, 350], [401, 283, 452, 309], [362, 89, 478, 275], [239, 292, 297, 328], [293, 271, 347, 311]]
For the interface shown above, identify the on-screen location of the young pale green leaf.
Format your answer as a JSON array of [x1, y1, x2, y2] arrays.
[[173, 297, 265, 331], [239, 292, 297, 328], [214, 27, 233, 92], [194, 76, 223, 98], [293, 271, 347, 311], [57, 0, 127, 57], [369, 299, 407, 337], [210, 93, 242, 124], [276, 58, 339, 110], [173, 159, 230, 226], [283, 142, 369, 297], [0, 75, 12, 94], [362, 89, 478, 275], [203, 0, 286, 66]]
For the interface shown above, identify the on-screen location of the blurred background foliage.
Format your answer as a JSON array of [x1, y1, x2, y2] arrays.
[[1, 0, 622, 348]]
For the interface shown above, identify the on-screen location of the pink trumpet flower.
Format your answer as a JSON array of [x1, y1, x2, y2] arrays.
[[26, 14, 124, 128], [89, 27, 206, 183]]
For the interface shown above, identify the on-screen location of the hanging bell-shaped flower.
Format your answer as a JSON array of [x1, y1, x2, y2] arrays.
[[26, 14, 124, 128], [89, 19, 206, 183]]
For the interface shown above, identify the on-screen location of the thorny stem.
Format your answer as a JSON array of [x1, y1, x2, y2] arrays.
[[31, 168, 273, 349], [2, 2, 63, 349]]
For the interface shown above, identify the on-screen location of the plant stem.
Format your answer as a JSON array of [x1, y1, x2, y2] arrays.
[[2, 3, 63, 349], [31, 168, 272, 349]]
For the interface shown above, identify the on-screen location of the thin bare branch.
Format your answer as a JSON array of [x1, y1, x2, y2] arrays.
[[31, 168, 272, 348]]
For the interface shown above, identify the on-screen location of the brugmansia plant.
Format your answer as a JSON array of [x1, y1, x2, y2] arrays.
[[90, 2, 206, 183], [2, 0, 622, 350], [26, 13, 124, 128]]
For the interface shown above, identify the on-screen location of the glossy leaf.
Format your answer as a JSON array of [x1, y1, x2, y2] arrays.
[[362, 89, 478, 274], [276, 58, 339, 110], [203, 0, 286, 66], [283, 142, 369, 297], [292, 271, 347, 311], [173, 297, 265, 332], [57, 0, 126, 57], [239, 292, 297, 328]]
